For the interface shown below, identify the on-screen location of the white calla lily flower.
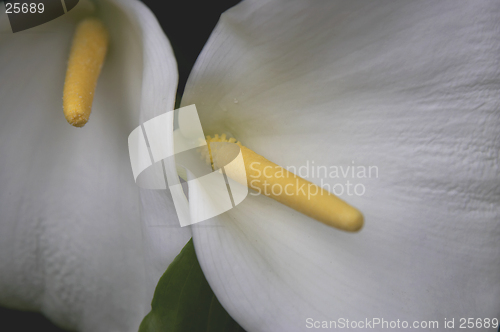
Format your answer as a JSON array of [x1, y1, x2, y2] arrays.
[[181, 0, 500, 331], [0, 0, 190, 331], [1, 0, 499, 331]]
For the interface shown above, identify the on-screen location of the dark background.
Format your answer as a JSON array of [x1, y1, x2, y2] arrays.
[[0, 0, 239, 330]]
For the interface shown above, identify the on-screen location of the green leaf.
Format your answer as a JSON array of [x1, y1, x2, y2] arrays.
[[139, 238, 246, 332]]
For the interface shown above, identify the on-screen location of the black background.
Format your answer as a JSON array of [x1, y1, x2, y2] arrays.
[[0, 0, 239, 330]]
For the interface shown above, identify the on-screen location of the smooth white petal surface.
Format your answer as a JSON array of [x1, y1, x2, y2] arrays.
[[0, 0, 187, 331], [106, 0, 192, 310], [182, 1, 500, 331]]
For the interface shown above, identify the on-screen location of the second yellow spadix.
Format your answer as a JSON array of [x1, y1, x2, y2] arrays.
[[204, 134, 364, 232]]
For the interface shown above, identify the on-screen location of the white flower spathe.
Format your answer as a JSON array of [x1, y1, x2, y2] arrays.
[[0, 0, 190, 331], [181, 1, 500, 331]]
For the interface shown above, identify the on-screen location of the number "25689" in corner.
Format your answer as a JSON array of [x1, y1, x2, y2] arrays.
[[5, 2, 45, 14]]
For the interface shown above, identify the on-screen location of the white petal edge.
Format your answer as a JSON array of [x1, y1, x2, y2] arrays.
[[182, 1, 500, 331], [0, 0, 188, 331], [104, 0, 192, 314]]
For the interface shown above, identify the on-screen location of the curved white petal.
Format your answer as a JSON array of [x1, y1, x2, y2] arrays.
[[104, 0, 192, 310], [0, 0, 187, 331], [183, 1, 500, 331]]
